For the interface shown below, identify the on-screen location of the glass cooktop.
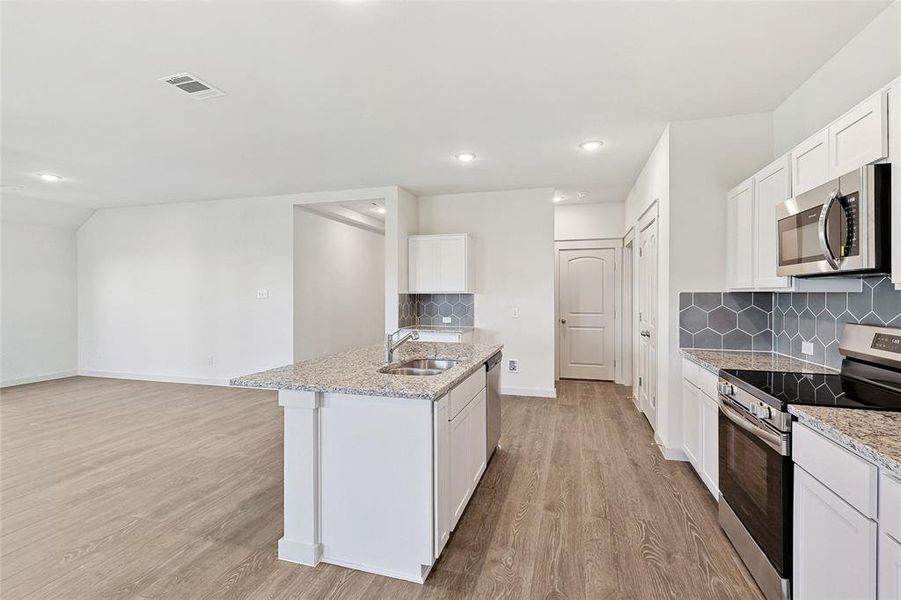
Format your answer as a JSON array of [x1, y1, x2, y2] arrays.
[[722, 368, 901, 412]]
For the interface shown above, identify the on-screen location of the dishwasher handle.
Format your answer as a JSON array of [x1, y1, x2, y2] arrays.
[[486, 352, 503, 371]]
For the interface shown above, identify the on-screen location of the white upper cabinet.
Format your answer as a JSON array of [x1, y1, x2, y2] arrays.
[[791, 128, 829, 196], [828, 90, 888, 178], [727, 178, 755, 290], [753, 155, 792, 290], [408, 234, 474, 293]]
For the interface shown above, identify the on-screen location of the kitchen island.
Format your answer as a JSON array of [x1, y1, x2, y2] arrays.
[[231, 341, 502, 583]]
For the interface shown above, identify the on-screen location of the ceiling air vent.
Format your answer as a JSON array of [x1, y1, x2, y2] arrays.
[[159, 72, 226, 100]]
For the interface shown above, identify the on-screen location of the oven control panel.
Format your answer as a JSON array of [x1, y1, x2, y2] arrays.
[[871, 333, 901, 354]]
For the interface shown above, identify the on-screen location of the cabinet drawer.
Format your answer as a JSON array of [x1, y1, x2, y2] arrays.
[[682, 358, 699, 387], [881, 472, 901, 541], [793, 422, 878, 518], [697, 366, 719, 401], [449, 368, 485, 420]]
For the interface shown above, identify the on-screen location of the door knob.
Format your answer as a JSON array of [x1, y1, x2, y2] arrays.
[[560, 318, 567, 324], [640, 330, 651, 338]]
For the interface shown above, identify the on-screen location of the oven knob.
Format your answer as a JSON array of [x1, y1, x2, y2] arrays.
[[719, 382, 734, 397], [754, 404, 771, 419]]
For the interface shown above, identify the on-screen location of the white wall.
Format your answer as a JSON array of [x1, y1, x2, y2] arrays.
[[417, 188, 556, 397], [384, 187, 418, 332], [554, 203, 625, 241], [78, 198, 295, 384], [294, 209, 384, 361], [772, 0, 901, 155], [1, 221, 78, 386]]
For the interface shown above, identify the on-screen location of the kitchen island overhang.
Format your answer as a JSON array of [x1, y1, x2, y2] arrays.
[[231, 341, 502, 584]]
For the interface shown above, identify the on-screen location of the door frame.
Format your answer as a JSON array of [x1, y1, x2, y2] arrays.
[[636, 202, 659, 429], [621, 228, 635, 395], [554, 238, 622, 382]]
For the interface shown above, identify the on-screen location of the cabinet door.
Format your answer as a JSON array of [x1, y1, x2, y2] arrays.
[[449, 401, 472, 529], [468, 389, 487, 491], [681, 380, 700, 469], [699, 393, 719, 497], [727, 179, 755, 290], [793, 466, 877, 600], [880, 532, 901, 600], [433, 395, 450, 558], [828, 91, 888, 177], [437, 235, 467, 292], [754, 155, 792, 290], [409, 237, 438, 293], [791, 129, 830, 196]]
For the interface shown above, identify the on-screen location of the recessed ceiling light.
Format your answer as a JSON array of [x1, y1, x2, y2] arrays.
[[375, 207, 387, 214], [454, 152, 476, 162], [554, 195, 564, 203], [36, 173, 64, 182], [579, 140, 604, 152]]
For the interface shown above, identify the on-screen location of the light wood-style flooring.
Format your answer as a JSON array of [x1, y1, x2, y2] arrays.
[[1, 376, 762, 599]]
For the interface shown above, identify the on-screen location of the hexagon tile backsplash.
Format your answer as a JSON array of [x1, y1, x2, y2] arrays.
[[680, 276, 901, 369], [398, 293, 475, 328]]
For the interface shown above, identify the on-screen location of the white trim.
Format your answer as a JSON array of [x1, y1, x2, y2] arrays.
[[278, 389, 320, 410], [655, 432, 688, 461], [502, 386, 557, 398], [277, 537, 321, 566], [0, 369, 78, 388], [76, 369, 230, 386], [320, 556, 430, 585]]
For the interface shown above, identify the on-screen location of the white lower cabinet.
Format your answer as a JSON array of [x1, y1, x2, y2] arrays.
[[449, 400, 472, 528], [680, 359, 719, 498], [443, 372, 487, 536], [468, 389, 487, 491], [793, 465, 877, 600], [880, 532, 901, 599], [433, 395, 450, 559]]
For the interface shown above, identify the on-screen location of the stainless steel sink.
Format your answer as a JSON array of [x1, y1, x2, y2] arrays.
[[380, 358, 462, 376]]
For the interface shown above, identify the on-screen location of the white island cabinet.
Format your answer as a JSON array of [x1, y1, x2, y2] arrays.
[[231, 342, 498, 585]]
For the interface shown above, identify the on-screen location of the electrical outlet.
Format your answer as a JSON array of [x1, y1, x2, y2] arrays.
[[256, 289, 269, 299], [512, 307, 519, 319], [801, 341, 814, 355], [208, 355, 215, 367], [442, 317, 452, 324], [508, 359, 518, 372]]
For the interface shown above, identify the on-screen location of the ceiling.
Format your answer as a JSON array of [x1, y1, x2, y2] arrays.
[[0, 1, 891, 210]]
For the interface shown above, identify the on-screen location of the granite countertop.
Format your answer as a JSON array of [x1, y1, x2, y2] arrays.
[[680, 349, 838, 374], [230, 341, 502, 400], [789, 405, 901, 477]]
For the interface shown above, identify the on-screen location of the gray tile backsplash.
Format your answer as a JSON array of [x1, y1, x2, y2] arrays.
[[679, 292, 774, 352], [679, 276, 901, 369], [773, 276, 901, 368], [398, 293, 475, 328]]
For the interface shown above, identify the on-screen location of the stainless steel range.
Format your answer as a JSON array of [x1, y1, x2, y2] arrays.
[[716, 324, 901, 600]]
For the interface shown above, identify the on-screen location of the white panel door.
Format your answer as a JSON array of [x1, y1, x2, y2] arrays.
[[880, 532, 901, 600], [754, 156, 792, 290], [409, 237, 437, 293], [681, 381, 700, 469], [468, 389, 487, 491], [727, 179, 755, 290], [437, 235, 466, 292], [433, 394, 450, 559], [791, 129, 830, 196], [828, 91, 888, 177], [638, 221, 658, 429], [793, 466, 877, 600], [449, 401, 471, 529], [558, 247, 616, 380]]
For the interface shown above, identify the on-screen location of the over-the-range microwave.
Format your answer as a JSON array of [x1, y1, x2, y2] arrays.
[[776, 164, 891, 277]]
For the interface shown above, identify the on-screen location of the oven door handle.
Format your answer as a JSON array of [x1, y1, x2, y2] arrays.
[[719, 397, 790, 456], [818, 189, 841, 270]]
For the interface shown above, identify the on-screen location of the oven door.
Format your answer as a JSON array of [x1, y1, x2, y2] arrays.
[[776, 171, 866, 277], [718, 397, 792, 577]]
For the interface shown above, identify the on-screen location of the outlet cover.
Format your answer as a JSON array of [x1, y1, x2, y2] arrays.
[[442, 317, 452, 324], [801, 341, 814, 356], [508, 359, 518, 372], [256, 289, 270, 299]]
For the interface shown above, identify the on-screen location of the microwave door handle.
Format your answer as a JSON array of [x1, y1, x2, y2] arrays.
[[719, 397, 789, 456], [818, 189, 841, 270]]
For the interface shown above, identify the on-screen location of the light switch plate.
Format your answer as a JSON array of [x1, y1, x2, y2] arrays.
[[801, 341, 814, 355], [256, 289, 269, 299]]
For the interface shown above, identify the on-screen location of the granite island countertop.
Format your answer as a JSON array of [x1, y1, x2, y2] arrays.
[[680, 349, 838, 374], [230, 341, 502, 400], [789, 405, 901, 478]]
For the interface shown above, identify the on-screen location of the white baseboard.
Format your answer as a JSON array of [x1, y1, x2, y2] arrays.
[[77, 369, 230, 387], [278, 537, 321, 566], [655, 432, 688, 461], [320, 555, 427, 584], [501, 386, 557, 398], [0, 370, 78, 388]]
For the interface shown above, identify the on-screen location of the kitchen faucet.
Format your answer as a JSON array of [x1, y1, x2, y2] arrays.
[[385, 329, 419, 363]]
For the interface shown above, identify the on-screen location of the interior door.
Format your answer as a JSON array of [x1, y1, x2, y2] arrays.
[[638, 220, 658, 429], [558, 247, 616, 380]]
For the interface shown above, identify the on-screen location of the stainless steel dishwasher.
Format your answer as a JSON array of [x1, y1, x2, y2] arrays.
[[486, 352, 502, 459]]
